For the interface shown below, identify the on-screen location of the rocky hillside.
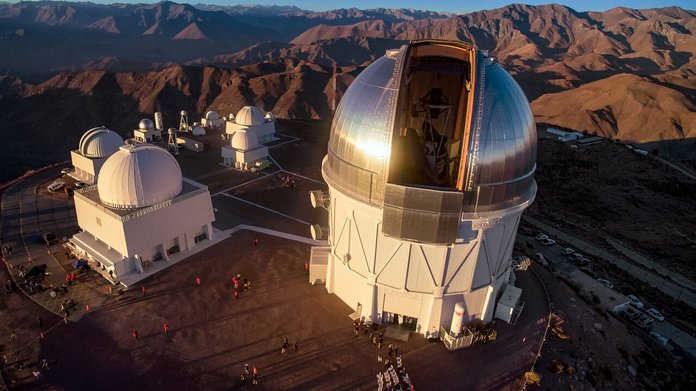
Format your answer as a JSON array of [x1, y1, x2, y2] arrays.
[[1, 2, 695, 181]]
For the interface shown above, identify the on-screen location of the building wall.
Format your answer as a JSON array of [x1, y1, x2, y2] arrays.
[[122, 190, 214, 257], [324, 182, 523, 335], [71, 151, 108, 182], [74, 193, 129, 254]]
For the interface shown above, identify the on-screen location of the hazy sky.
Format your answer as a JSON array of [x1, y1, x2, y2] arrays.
[[25, 1, 694, 13]]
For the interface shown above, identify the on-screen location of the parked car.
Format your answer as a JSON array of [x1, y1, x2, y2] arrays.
[[646, 308, 664, 322], [627, 294, 644, 309], [41, 232, 58, 245], [540, 238, 556, 246], [74, 181, 87, 189], [561, 247, 575, 255], [535, 234, 549, 241], [60, 167, 74, 175], [649, 331, 668, 346], [570, 253, 584, 260], [47, 181, 65, 192], [596, 278, 614, 289], [573, 256, 590, 266]]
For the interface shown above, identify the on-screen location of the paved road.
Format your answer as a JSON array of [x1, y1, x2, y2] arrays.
[[523, 215, 696, 309], [1, 167, 108, 319]]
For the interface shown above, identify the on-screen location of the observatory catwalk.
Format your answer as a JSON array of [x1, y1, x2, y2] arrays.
[[309, 40, 537, 337]]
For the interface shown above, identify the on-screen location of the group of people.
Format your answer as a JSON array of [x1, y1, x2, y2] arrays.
[[279, 336, 298, 356], [377, 355, 413, 391], [60, 298, 77, 317], [240, 363, 260, 385], [232, 273, 251, 300]]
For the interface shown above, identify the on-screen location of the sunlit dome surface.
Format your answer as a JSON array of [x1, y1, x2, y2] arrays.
[[98, 144, 182, 210], [205, 111, 220, 120], [138, 118, 154, 131], [78, 126, 123, 158], [231, 128, 259, 151], [324, 40, 537, 213], [235, 106, 265, 126]]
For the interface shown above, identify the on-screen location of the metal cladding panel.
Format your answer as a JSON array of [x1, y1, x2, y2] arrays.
[[382, 184, 462, 244], [326, 46, 408, 205], [463, 54, 537, 213]]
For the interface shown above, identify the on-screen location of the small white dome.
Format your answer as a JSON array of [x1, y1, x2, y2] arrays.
[[98, 144, 182, 210], [180, 110, 187, 116], [231, 128, 259, 151], [228, 113, 236, 120], [235, 106, 265, 126], [192, 127, 206, 136], [139, 118, 154, 131], [265, 111, 276, 121], [205, 111, 220, 120], [78, 127, 123, 158]]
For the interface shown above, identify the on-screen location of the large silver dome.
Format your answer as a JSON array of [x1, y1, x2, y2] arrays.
[[324, 40, 536, 215], [98, 144, 182, 210]]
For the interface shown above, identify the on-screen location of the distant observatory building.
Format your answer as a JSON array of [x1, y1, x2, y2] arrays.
[[70, 144, 215, 284], [70, 126, 124, 184], [201, 110, 225, 129], [221, 127, 269, 171], [133, 118, 162, 143], [225, 106, 276, 144], [310, 40, 537, 337]]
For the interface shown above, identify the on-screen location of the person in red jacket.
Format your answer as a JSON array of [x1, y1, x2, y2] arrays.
[[163, 323, 170, 334], [131, 330, 138, 340]]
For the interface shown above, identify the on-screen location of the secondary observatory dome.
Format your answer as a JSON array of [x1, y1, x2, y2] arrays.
[[324, 40, 536, 214], [231, 128, 259, 151], [98, 144, 182, 210], [138, 118, 154, 131], [235, 106, 265, 126], [205, 111, 220, 120], [78, 127, 123, 158]]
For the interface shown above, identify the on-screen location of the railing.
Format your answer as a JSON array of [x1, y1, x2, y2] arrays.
[[75, 185, 209, 222], [440, 325, 474, 351]]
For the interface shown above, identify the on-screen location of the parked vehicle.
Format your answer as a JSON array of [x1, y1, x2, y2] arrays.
[[540, 238, 556, 246], [561, 247, 575, 255], [646, 308, 664, 322], [649, 331, 668, 346], [572, 256, 590, 266], [47, 181, 65, 192], [627, 294, 644, 309], [596, 278, 614, 289], [41, 232, 58, 245], [535, 234, 549, 241]]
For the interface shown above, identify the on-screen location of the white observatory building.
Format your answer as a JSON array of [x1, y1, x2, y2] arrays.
[[70, 126, 124, 184], [221, 127, 269, 171], [225, 106, 276, 143], [69, 144, 215, 284], [133, 118, 162, 143], [310, 40, 537, 337], [201, 110, 225, 128]]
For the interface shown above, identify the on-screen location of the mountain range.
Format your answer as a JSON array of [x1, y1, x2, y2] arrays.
[[0, 1, 694, 182]]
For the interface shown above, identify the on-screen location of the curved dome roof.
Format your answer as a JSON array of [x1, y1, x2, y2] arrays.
[[235, 106, 265, 126], [138, 118, 154, 131], [324, 40, 536, 214], [231, 128, 259, 151], [78, 127, 123, 158], [98, 144, 182, 210], [265, 111, 276, 121], [205, 111, 220, 120]]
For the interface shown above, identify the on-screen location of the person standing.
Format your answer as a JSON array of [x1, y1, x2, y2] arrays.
[[294, 342, 298, 352], [378, 332, 383, 349], [253, 239, 258, 247], [196, 277, 201, 286], [131, 330, 139, 341], [70, 271, 77, 284], [234, 290, 239, 300], [163, 323, 170, 334], [9, 330, 17, 341], [36, 317, 43, 328], [141, 286, 146, 296], [252, 366, 259, 384], [244, 363, 250, 375], [65, 274, 71, 285]]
